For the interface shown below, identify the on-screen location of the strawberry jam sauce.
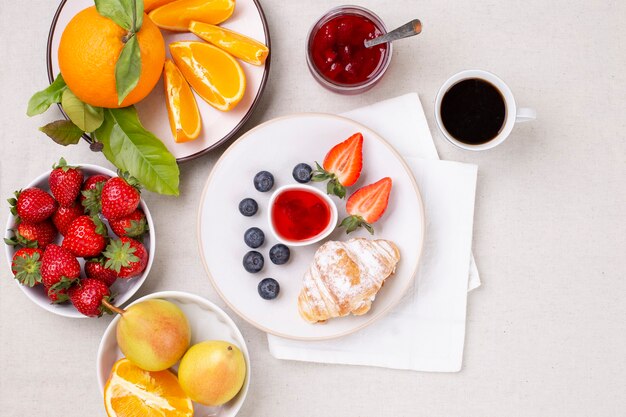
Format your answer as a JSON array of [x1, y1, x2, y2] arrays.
[[310, 13, 387, 85], [271, 189, 331, 241]]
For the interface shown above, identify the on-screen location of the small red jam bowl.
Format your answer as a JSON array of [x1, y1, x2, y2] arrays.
[[306, 5, 392, 94], [267, 184, 338, 247]]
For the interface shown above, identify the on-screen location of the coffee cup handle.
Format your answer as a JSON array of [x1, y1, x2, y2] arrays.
[[516, 107, 537, 123]]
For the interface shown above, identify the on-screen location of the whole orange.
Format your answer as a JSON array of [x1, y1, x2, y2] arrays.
[[58, 6, 165, 108]]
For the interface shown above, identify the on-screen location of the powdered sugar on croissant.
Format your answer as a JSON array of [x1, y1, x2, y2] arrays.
[[298, 238, 400, 323]]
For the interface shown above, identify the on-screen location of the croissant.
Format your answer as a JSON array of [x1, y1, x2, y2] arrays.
[[298, 238, 400, 323]]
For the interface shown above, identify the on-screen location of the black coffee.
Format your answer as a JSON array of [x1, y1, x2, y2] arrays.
[[440, 78, 506, 145]]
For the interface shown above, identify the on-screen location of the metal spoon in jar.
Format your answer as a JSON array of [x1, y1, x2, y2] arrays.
[[364, 19, 422, 48]]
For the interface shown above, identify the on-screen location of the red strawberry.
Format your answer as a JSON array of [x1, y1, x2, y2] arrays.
[[62, 215, 107, 258], [101, 173, 141, 220], [340, 177, 392, 234], [16, 220, 57, 248], [85, 258, 117, 287], [80, 174, 110, 215], [68, 278, 113, 317], [103, 237, 148, 279], [109, 209, 148, 237], [40, 244, 80, 301], [9, 188, 57, 223], [52, 202, 84, 235], [49, 158, 84, 207], [45, 285, 70, 304], [11, 248, 43, 287], [312, 132, 363, 198]]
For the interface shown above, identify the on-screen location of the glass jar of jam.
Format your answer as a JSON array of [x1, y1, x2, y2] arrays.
[[306, 5, 392, 94]]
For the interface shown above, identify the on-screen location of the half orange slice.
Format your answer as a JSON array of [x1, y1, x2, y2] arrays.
[[104, 358, 193, 417], [144, 0, 178, 12], [189, 21, 269, 66], [163, 59, 201, 143], [149, 0, 235, 31], [170, 41, 246, 112]]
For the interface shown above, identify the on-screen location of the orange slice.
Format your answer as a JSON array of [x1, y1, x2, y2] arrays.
[[104, 358, 193, 417], [189, 21, 269, 66], [149, 0, 235, 31], [169, 41, 246, 112], [144, 0, 178, 12], [163, 59, 202, 143]]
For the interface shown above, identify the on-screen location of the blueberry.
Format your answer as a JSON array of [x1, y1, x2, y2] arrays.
[[258, 278, 280, 300], [269, 244, 290, 265], [239, 198, 258, 217], [292, 163, 313, 183], [244, 227, 265, 248], [243, 251, 264, 273], [254, 171, 274, 192]]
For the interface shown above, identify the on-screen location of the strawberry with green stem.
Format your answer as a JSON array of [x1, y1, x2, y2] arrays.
[[40, 244, 80, 303], [340, 177, 392, 234], [81, 174, 109, 215], [108, 209, 148, 238], [62, 215, 108, 258], [103, 237, 148, 279], [9, 188, 57, 223], [85, 257, 117, 287], [312, 132, 363, 198], [11, 248, 43, 287], [49, 158, 84, 207], [101, 172, 141, 220], [5, 220, 57, 249], [69, 278, 114, 317]]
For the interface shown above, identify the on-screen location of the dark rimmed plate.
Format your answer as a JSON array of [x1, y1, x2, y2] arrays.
[[46, 0, 271, 162]]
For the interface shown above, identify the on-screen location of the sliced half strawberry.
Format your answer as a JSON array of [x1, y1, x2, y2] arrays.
[[340, 177, 392, 234], [312, 132, 363, 198]]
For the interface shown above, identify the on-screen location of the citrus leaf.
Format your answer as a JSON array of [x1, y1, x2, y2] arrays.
[[115, 34, 142, 105], [39, 120, 84, 146], [94, 0, 133, 30], [27, 74, 67, 116], [95, 107, 179, 196], [132, 0, 144, 31], [61, 89, 104, 132]]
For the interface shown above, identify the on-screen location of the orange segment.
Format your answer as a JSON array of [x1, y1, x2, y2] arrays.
[[149, 0, 235, 31], [169, 41, 246, 112], [104, 358, 193, 417], [189, 21, 269, 66], [163, 59, 202, 143], [144, 0, 178, 12]]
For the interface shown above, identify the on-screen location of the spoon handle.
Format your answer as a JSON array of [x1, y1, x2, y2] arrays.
[[364, 19, 422, 48]]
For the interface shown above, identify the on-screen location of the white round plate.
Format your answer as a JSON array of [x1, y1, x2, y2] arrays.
[[198, 113, 425, 340], [46, 0, 271, 162], [4, 164, 155, 318], [97, 291, 250, 417]]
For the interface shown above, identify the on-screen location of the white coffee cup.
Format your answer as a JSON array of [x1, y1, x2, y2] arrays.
[[434, 69, 536, 151]]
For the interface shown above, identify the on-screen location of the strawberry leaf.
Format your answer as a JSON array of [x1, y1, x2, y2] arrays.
[[27, 73, 67, 116], [115, 34, 142, 105], [339, 215, 374, 234]]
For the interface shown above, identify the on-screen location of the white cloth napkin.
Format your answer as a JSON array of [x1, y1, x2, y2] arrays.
[[267, 93, 479, 371]]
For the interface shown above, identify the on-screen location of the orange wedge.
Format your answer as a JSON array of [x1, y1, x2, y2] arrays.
[[170, 41, 246, 112], [189, 21, 269, 66], [163, 59, 202, 143], [144, 0, 178, 12], [149, 0, 235, 31], [104, 358, 193, 417]]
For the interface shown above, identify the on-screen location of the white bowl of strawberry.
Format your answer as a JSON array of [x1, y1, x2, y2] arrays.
[[4, 159, 155, 318]]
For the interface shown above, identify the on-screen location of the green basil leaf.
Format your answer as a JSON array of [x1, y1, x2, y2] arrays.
[[94, 0, 133, 30], [115, 34, 142, 105], [39, 120, 84, 146], [96, 107, 179, 196], [27, 74, 67, 116], [61, 89, 104, 132]]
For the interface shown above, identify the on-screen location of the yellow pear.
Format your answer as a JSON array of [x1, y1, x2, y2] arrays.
[[177, 340, 246, 406], [115, 299, 191, 372]]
